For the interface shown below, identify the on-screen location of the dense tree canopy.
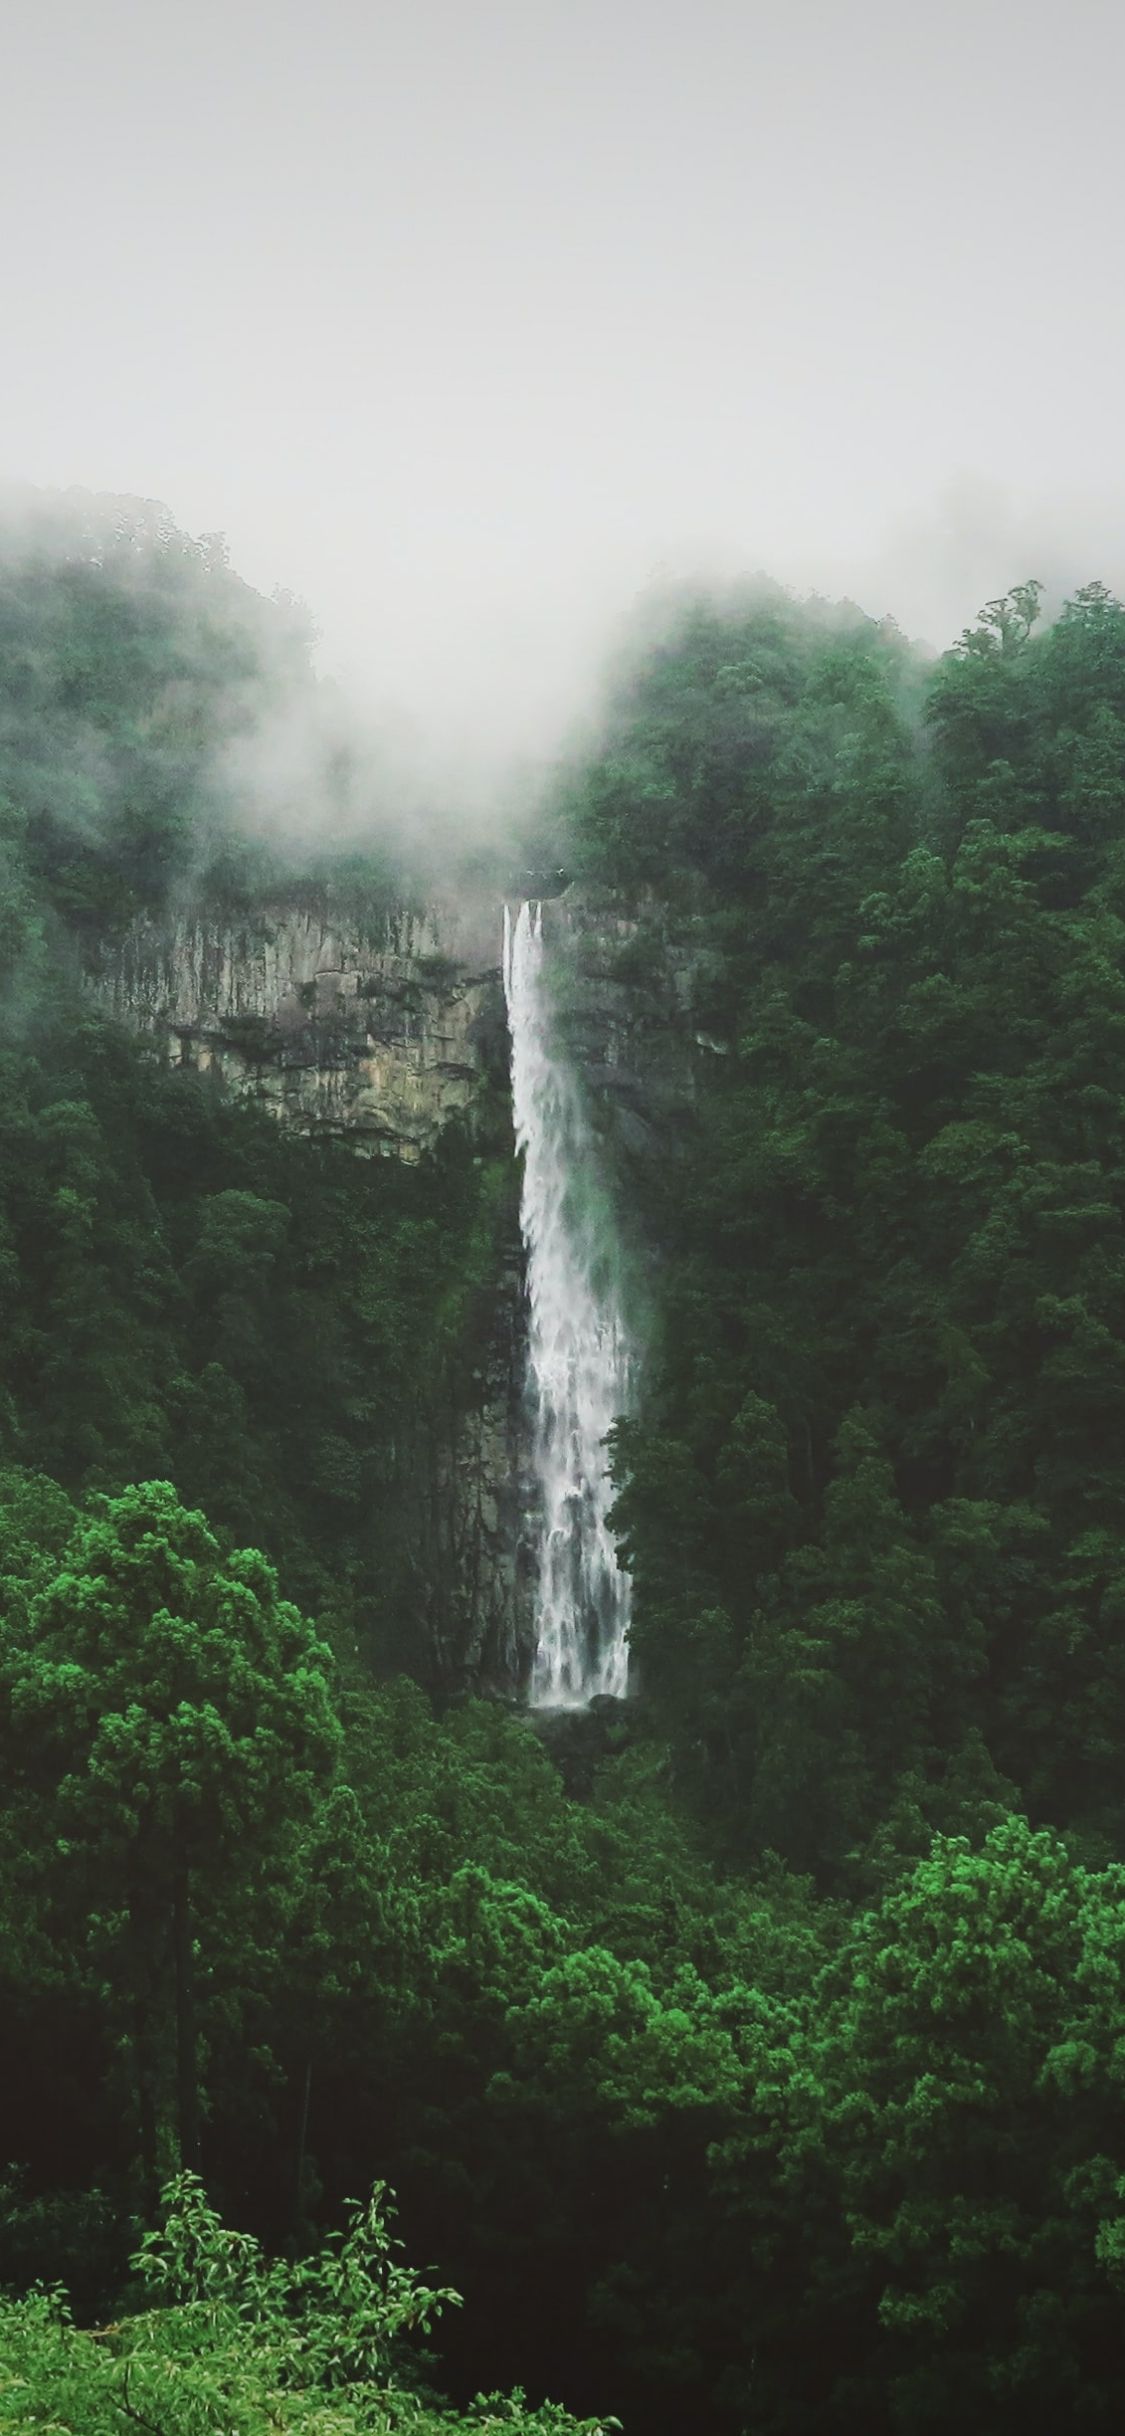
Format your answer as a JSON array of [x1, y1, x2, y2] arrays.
[[6, 513, 1125, 2430]]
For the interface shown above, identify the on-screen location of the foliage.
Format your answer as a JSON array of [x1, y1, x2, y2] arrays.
[[0, 984, 515, 1663], [567, 578, 1125, 1884], [0, 2173, 615, 2433]]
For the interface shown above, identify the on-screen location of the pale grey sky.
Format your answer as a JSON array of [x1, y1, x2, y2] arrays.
[[3, 0, 1124, 774]]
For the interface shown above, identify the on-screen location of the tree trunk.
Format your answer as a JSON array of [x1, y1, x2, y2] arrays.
[[293, 2051, 313, 2229], [127, 1884, 159, 2219], [132, 1986, 159, 2217], [172, 1863, 200, 2173]]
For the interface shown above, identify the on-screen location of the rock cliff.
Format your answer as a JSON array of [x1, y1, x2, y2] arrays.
[[85, 879, 690, 1700], [90, 889, 506, 1162], [422, 1228, 539, 1696], [538, 884, 704, 1168], [89, 881, 536, 1688]]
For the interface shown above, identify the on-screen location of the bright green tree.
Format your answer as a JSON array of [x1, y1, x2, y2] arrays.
[[0, 2169, 617, 2434], [2, 1480, 340, 2201], [796, 1817, 1125, 2431]]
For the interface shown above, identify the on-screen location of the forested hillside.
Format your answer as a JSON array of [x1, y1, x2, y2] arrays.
[[4, 506, 1125, 2434], [568, 578, 1125, 1867], [0, 499, 516, 1669]]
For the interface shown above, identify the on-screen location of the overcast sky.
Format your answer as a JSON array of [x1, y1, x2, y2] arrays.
[[3, 0, 1124, 772]]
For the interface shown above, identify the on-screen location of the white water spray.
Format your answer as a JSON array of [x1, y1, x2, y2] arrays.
[[503, 900, 632, 1707]]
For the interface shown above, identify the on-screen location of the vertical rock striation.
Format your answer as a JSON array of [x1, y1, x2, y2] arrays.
[[90, 890, 506, 1161]]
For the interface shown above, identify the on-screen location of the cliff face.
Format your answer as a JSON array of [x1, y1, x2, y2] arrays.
[[91, 891, 506, 1162], [89, 883, 536, 1688], [422, 1228, 539, 1696], [86, 881, 691, 1699], [540, 885, 706, 1168]]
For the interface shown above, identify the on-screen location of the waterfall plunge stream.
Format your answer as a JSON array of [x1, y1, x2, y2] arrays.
[[503, 901, 632, 1706]]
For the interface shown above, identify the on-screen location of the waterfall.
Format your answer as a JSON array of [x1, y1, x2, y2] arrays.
[[503, 900, 632, 1706]]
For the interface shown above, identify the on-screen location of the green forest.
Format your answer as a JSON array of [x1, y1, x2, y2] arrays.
[[4, 500, 1125, 2433]]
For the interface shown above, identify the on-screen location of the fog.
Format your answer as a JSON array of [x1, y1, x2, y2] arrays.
[[3, 0, 1124, 794]]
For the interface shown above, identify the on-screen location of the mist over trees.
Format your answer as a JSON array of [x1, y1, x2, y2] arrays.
[[4, 500, 1125, 2432]]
